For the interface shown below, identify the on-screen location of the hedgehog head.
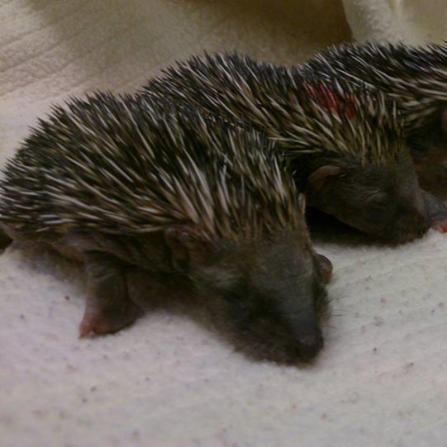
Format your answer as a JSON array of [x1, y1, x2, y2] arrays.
[[157, 125, 330, 363], [275, 78, 430, 243], [164, 212, 330, 363], [157, 122, 330, 363], [159, 131, 330, 363], [305, 156, 429, 243]]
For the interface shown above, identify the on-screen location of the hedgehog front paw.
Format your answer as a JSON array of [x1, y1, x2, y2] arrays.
[[79, 301, 143, 337], [431, 218, 447, 233]]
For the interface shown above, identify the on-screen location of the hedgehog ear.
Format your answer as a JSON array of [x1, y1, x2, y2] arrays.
[[165, 226, 210, 271], [308, 165, 343, 191], [316, 253, 333, 284]]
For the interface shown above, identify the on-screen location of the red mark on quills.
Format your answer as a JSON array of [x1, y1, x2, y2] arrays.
[[304, 82, 356, 119]]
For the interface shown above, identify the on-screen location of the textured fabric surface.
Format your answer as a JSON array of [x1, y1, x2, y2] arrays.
[[0, 0, 350, 104], [342, 0, 447, 43], [2, 1, 447, 447]]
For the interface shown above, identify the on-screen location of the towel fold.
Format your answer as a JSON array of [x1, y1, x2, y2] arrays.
[[343, 0, 447, 43]]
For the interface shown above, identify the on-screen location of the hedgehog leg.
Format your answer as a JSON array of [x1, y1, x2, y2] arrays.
[[79, 252, 143, 337], [422, 191, 447, 233]]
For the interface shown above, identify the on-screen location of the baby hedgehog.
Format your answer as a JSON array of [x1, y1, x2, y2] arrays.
[[0, 93, 332, 363], [304, 42, 447, 228], [141, 53, 429, 244]]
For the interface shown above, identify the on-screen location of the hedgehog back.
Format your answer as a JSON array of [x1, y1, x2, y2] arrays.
[[0, 93, 302, 242], [141, 52, 408, 166], [304, 42, 447, 131]]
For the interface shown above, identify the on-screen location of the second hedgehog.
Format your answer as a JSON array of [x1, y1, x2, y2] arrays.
[[141, 53, 430, 244], [303, 41, 447, 229], [0, 93, 332, 363]]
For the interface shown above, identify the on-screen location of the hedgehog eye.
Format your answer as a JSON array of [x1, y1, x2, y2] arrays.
[[370, 193, 388, 203], [223, 290, 242, 303], [368, 193, 391, 212], [370, 193, 384, 201], [222, 280, 247, 303]]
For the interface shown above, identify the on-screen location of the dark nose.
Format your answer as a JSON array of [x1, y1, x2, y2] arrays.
[[295, 330, 324, 361], [400, 213, 429, 243], [386, 208, 430, 244], [403, 194, 431, 240]]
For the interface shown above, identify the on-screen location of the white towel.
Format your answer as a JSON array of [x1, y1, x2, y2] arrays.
[[343, 0, 447, 43], [2, 2, 447, 447]]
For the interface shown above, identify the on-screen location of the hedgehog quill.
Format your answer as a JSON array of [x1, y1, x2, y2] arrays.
[[0, 93, 333, 363], [303, 42, 447, 228], [141, 53, 429, 244]]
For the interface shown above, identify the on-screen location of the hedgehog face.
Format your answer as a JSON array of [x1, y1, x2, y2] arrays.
[[306, 157, 429, 244], [172, 229, 330, 364], [407, 109, 447, 194]]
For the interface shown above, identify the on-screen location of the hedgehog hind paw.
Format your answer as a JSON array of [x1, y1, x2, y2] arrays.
[[79, 302, 143, 337]]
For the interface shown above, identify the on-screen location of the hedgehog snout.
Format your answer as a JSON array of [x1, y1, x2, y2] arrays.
[[293, 330, 324, 361], [287, 314, 324, 362], [396, 208, 430, 243], [379, 199, 429, 244]]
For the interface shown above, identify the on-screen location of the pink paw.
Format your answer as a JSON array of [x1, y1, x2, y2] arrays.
[[79, 302, 143, 337], [431, 218, 447, 233]]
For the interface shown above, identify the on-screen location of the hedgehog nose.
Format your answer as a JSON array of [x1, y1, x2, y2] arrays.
[[295, 330, 324, 361], [407, 212, 430, 240], [406, 197, 431, 237], [392, 208, 430, 243]]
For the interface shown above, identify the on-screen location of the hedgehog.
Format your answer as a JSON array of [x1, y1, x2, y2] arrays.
[[139, 53, 429, 244], [302, 41, 447, 227], [0, 92, 333, 364]]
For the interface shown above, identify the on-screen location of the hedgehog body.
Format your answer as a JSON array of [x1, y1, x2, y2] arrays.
[[0, 93, 330, 363], [303, 42, 447, 196], [140, 53, 428, 243], [0, 93, 300, 241], [303, 42, 447, 134]]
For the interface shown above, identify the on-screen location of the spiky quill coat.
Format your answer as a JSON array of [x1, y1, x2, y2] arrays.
[[303, 42, 447, 136], [0, 93, 304, 244], [141, 52, 407, 167]]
